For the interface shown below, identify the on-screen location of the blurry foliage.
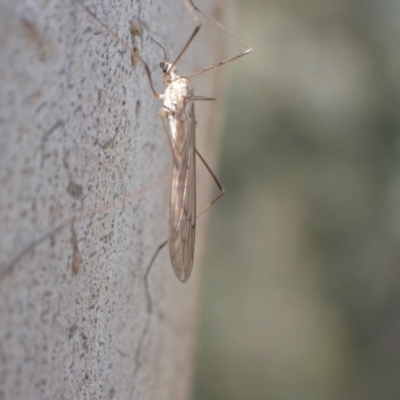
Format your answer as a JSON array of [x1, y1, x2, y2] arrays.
[[194, 0, 400, 399]]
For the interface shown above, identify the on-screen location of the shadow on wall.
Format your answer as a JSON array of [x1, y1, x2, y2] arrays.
[[195, 0, 400, 399]]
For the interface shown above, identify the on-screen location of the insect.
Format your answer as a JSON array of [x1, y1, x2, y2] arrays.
[[75, 0, 252, 282]]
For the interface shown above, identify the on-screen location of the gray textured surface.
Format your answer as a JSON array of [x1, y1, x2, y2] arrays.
[[0, 0, 227, 398]]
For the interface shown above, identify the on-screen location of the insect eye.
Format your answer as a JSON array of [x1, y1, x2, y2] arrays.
[[160, 62, 169, 73]]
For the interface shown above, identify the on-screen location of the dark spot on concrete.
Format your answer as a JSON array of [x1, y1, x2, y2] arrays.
[[67, 181, 83, 199], [135, 100, 141, 117], [68, 325, 78, 340]]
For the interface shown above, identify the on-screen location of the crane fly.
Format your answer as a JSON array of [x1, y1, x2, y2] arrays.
[[75, 0, 252, 283]]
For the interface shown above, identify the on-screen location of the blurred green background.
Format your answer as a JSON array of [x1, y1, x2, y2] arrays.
[[194, 0, 400, 399]]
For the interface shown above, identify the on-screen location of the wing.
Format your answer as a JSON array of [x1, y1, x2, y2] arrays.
[[169, 101, 196, 282]]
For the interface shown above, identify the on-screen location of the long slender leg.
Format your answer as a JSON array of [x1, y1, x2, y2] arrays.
[[186, 0, 253, 78], [144, 239, 168, 313], [195, 149, 225, 218], [74, 0, 161, 98], [169, 0, 202, 71], [171, 0, 253, 78]]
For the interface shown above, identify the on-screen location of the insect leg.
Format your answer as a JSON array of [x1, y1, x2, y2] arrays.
[[186, 0, 253, 78], [144, 238, 168, 313], [143, 111, 181, 311], [168, 0, 202, 72], [74, 0, 161, 98], [195, 149, 225, 218]]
